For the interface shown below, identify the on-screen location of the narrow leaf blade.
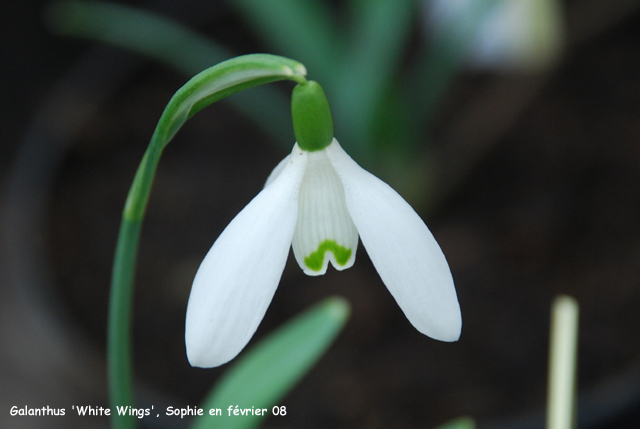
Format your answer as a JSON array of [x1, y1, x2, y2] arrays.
[[46, 1, 294, 146], [230, 0, 340, 78], [191, 297, 350, 429], [122, 53, 306, 222]]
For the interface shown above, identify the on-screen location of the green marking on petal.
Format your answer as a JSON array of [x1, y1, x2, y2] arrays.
[[304, 240, 352, 272]]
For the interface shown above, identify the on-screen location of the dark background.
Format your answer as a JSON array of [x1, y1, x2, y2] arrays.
[[3, 1, 640, 428]]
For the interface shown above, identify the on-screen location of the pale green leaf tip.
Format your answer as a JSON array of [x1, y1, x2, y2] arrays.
[[322, 296, 351, 325], [293, 63, 307, 77], [285, 63, 308, 85], [434, 417, 475, 429]]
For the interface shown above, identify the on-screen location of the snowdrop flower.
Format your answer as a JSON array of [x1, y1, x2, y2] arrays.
[[426, 0, 563, 71], [186, 81, 461, 367]]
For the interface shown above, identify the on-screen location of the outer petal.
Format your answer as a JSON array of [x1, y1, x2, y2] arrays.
[[292, 147, 358, 276], [326, 140, 461, 341], [264, 154, 290, 188], [185, 146, 307, 367]]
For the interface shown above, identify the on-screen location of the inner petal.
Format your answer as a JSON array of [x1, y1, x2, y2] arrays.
[[292, 148, 358, 276]]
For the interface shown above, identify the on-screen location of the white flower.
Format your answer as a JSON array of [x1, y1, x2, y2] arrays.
[[185, 139, 461, 368], [426, 0, 563, 71]]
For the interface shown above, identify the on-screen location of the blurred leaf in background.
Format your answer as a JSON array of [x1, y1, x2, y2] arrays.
[[433, 416, 476, 429], [192, 297, 350, 429], [45, 0, 294, 148]]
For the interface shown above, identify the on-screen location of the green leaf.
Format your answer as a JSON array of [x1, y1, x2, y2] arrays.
[[46, 0, 230, 74], [433, 417, 476, 429], [191, 297, 350, 429], [229, 0, 340, 80], [45, 0, 295, 148], [332, 0, 416, 158]]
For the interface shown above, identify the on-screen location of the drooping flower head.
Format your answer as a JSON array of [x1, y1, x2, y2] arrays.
[[186, 80, 461, 368]]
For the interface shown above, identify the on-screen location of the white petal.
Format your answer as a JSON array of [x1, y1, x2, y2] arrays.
[[326, 139, 461, 341], [185, 146, 307, 367], [264, 154, 290, 188], [292, 146, 358, 276]]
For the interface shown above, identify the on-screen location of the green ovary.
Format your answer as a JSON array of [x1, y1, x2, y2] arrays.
[[304, 240, 352, 271]]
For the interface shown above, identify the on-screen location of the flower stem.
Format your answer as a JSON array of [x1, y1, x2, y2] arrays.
[[105, 54, 307, 429], [108, 219, 142, 429]]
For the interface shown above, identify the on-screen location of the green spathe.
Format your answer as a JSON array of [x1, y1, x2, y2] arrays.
[[304, 240, 352, 271], [291, 81, 334, 152]]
